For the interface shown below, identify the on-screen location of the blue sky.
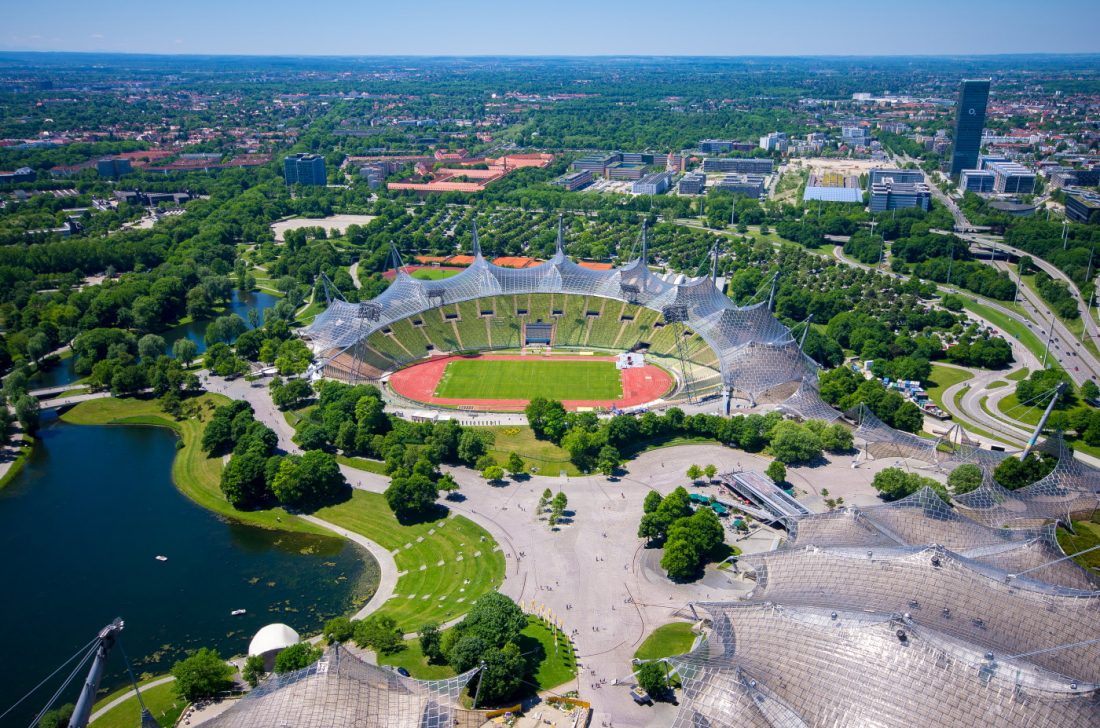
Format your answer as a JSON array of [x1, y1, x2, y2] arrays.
[[2, 0, 1098, 56]]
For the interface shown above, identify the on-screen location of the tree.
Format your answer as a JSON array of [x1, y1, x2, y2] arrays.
[[385, 471, 439, 520], [172, 338, 198, 366], [769, 421, 823, 464], [765, 460, 787, 484], [270, 450, 347, 508], [551, 491, 568, 519], [506, 452, 526, 477], [419, 623, 444, 664], [205, 314, 248, 346], [323, 616, 354, 644], [475, 642, 526, 704], [686, 464, 703, 482], [14, 394, 40, 434], [661, 538, 699, 580], [171, 648, 234, 702], [947, 464, 983, 495], [297, 423, 329, 451], [458, 430, 489, 465], [138, 333, 166, 361], [636, 661, 668, 697], [482, 465, 505, 483], [597, 444, 620, 476], [638, 512, 664, 542], [461, 592, 528, 647], [667, 508, 724, 557], [448, 634, 489, 672], [643, 490, 663, 514], [220, 450, 272, 508], [703, 464, 718, 482], [38, 704, 75, 728], [1081, 379, 1100, 402], [272, 378, 312, 410], [354, 614, 403, 655], [871, 467, 947, 502], [274, 642, 323, 673]]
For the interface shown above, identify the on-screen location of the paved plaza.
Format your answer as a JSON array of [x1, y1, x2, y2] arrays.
[[202, 372, 912, 726]]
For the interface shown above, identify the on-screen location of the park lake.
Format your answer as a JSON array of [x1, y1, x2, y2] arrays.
[[0, 413, 377, 725], [31, 289, 280, 388]]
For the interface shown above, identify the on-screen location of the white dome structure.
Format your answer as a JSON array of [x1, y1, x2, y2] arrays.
[[248, 623, 300, 667]]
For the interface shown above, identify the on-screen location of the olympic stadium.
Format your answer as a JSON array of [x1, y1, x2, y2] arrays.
[[303, 221, 820, 414]]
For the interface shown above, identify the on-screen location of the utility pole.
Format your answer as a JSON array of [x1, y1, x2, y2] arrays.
[[1041, 311, 1057, 368]]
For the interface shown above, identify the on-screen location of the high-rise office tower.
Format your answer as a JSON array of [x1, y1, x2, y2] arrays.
[[284, 153, 327, 186], [949, 79, 990, 177]]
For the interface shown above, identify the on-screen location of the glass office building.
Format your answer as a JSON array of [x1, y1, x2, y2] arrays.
[[949, 80, 990, 177]]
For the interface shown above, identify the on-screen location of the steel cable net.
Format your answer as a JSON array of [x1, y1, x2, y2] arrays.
[[850, 404, 951, 465], [303, 237, 815, 400], [953, 436, 1100, 528], [777, 379, 841, 422], [201, 644, 479, 728], [737, 544, 1100, 682], [667, 603, 1100, 728], [782, 485, 1097, 589]]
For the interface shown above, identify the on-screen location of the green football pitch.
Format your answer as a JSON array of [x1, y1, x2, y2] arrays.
[[434, 358, 623, 400]]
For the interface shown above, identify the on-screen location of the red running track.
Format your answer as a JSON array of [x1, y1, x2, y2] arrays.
[[387, 353, 674, 412]]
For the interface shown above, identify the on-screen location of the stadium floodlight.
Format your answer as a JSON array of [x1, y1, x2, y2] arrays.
[[662, 304, 689, 323], [356, 302, 382, 321]]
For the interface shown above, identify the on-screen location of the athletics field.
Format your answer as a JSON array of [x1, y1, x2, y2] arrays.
[[388, 354, 674, 411]]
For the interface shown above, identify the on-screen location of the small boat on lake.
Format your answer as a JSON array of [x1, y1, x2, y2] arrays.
[[230, 609, 247, 616]]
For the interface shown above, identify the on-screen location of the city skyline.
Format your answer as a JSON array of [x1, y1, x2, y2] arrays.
[[2, 0, 1098, 57]]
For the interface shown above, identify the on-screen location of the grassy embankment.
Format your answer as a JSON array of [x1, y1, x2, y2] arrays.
[[633, 622, 698, 661], [0, 434, 35, 490], [474, 424, 581, 477], [314, 490, 506, 633], [61, 394, 327, 536], [1018, 273, 1100, 361], [89, 678, 183, 728], [1059, 514, 1100, 572], [960, 299, 1050, 366], [924, 364, 973, 412]]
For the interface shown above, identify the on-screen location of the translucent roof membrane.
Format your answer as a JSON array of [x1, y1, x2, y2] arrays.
[[739, 545, 1100, 682], [669, 603, 1099, 728], [202, 645, 478, 728], [303, 233, 815, 400]]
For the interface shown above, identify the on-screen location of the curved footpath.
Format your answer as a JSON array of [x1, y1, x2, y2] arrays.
[[299, 515, 399, 622], [87, 676, 176, 724]]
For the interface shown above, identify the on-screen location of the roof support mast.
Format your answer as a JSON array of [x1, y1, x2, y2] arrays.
[[1021, 382, 1067, 459]]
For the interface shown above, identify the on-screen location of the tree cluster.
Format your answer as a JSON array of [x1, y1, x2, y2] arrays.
[[638, 487, 726, 581]]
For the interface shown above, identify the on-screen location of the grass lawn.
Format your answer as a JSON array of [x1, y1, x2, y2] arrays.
[[295, 300, 326, 324], [377, 639, 457, 680], [336, 454, 388, 474], [987, 380, 1008, 389], [634, 622, 697, 661], [61, 394, 327, 536], [1007, 367, 1030, 381], [377, 615, 577, 690], [474, 425, 581, 476], [435, 359, 622, 401], [996, 392, 1044, 427], [1059, 515, 1100, 572], [925, 365, 973, 411], [412, 268, 461, 280], [313, 490, 506, 632], [961, 299, 1050, 365], [90, 678, 183, 728], [520, 616, 578, 691]]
